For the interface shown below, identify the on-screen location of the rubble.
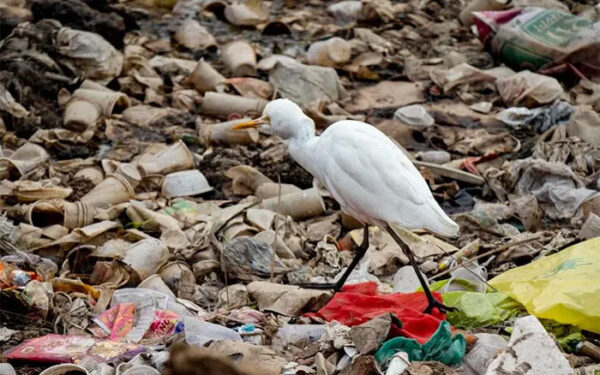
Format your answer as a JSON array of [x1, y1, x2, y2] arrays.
[[1, 0, 600, 374]]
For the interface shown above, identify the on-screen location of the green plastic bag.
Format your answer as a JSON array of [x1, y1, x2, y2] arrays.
[[441, 291, 525, 329], [375, 321, 465, 366]]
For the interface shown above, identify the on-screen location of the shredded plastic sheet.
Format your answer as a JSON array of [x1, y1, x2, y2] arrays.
[[442, 291, 525, 330], [375, 321, 466, 366], [490, 237, 600, 333], [306, 282, 446, 344]]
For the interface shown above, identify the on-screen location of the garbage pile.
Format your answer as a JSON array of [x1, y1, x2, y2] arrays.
[[1, 0, 600, 374]]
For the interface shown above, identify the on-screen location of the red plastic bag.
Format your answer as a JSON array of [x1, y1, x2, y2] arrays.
[[307, 282, 446, 344]]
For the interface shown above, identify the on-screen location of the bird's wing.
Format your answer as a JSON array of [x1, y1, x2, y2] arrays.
[[313, 121, 456, 235]]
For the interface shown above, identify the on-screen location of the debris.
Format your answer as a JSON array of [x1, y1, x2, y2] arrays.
[[2, 0, 599, 374], [375, 321, 466, 366], [474, 8, 600, 76], [490, 237, 600, 333], [485, 315, 575, 375]]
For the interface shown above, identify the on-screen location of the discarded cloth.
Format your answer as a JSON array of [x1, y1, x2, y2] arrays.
[[375, 321, 466, 366], [490, 237, 600, 333], [307, 282, 446, 344]]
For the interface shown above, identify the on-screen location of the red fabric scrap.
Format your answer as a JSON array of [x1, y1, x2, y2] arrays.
[[306, 282, 446, 344]]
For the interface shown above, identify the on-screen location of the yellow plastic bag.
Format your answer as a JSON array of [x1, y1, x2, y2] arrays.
[[490, 237, 600, 333]]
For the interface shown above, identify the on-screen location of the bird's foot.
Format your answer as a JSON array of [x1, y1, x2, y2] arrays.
[[424, 299, 457, 314]]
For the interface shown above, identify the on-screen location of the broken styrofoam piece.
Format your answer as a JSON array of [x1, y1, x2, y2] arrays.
[[485, 315, 574, 375]]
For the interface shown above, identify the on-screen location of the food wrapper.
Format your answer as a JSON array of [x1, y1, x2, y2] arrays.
[[3, 334, 144, 363], [144, 309, 182, 339], [92, 303, 135, 340], [92, 303, 182, 341]]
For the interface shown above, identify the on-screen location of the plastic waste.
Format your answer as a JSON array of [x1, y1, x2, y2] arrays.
[[184, 316, 242, 346], [56, 27, 123, 82], [474, 8, 600, 76], [442, 291, 524, 329], [307, 282, 445, 344], [0, 363, 16, 375], [268, 60, 349, 108], [174, 19, 216, 51], [441, 260, 487, 293], [224, 0, 269, 26], [384, 352, 410, 375], [306, 37, 351, 67], [258, 188, 326, 220], [375, 321, 466, 366], [221, 236, 287, 281], [161, 170, 212, 198], [392, 265, 427, 293], [273, 324, 326, 347], [393, 105, 434, 127], [222, 40, 257, 76], [496, 70, 565, 107], [496, 101, 574, 133], [458, 333, 507, 375], [3, 334, 144, 363], [490, 237, 600, 333], [39, 364, 90, 375]]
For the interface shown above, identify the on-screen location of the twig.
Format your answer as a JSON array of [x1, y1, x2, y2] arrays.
[[429, 234, 542, 281], [271, 175, 282, 282]]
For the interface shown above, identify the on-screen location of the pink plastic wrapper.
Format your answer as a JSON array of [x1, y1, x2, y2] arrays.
[[91, 303, 181, 341], [3, 334, 144, 363], [144, 309, 180, 339], [92, 303, 135, 340]]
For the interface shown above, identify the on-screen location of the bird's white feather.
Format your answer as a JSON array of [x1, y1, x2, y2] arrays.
[[289, 120, 459, 237]]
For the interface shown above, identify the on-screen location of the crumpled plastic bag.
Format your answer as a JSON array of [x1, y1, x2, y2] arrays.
[[306, 283, 446, 344], [507, 159, 596, 219], [490, 237, 600, 333], [375, 321, 466, 366], [496, 70, 565, 107], [496, 100, 574, 133], [56, 27, 123, 82], [269, 60, 349, 108], [442, 292, 525, 330]]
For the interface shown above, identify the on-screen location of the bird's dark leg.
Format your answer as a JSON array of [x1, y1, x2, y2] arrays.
[[300, 226, 369, 291], [385, 224, 456, 314]]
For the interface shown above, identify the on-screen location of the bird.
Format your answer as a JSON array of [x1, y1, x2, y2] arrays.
[[233, 98, 459, 313]]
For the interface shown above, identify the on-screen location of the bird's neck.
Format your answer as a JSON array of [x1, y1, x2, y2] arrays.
[[288, 134, 320, 178]]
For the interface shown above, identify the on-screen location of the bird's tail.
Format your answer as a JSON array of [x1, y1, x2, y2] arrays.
[[389, 205, 459, 239], [426, 204, 459, 238]]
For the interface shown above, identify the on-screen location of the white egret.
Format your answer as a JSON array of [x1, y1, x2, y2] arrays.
[[234, 99, 459, 313]]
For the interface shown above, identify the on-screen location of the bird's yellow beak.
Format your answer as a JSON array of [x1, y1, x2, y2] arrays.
[[232, 115, 270, 130]]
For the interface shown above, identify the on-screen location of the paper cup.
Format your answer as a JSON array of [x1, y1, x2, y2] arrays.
[[200, 92, 267, 119], [40, 364, 89, 375], [258, 188, 326, 220], [63, 99, 101, 131], [73, 88, 130, 116], [80, 174, 136, 209], [202, 118, 260, 145], [137, 140, 195, 177], [187, 59, 225, 92], [222, 40, 257, 76]]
